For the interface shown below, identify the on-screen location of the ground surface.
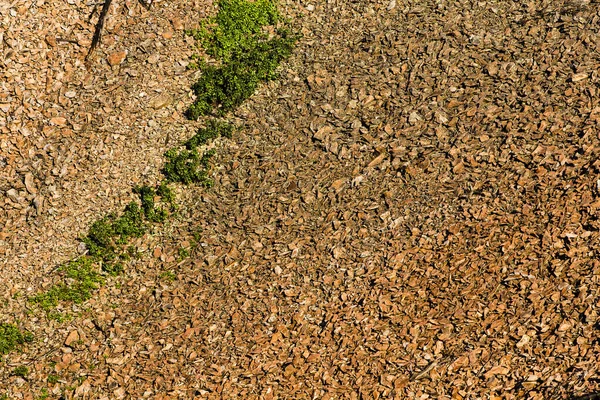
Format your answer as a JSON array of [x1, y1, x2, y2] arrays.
[[2, 0, 600, 399]]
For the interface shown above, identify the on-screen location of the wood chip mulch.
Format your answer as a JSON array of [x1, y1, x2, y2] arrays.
[[2, 0, 600, 399]]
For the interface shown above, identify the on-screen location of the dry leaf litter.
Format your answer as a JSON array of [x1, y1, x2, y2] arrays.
[[2, 0, 600, 399]]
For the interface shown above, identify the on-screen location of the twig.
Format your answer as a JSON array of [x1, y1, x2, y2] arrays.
[[24, 345, 60, 366], [85, 0, 113, 62], [410, 360, 438, 381], [56, 37, 80, 45], [570, 395, 600, 400], [138, 0, 152, 10]]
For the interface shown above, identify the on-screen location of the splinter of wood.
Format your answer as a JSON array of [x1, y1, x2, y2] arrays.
[[138, 0, 152, 10], [85, 0, 114, 62], [570, 394, 600, 400]]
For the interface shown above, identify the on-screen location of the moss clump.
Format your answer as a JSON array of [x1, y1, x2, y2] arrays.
[[163, 148, 215, 186], [188, 32, 297, 118], [29, 183, 176, 316], [190, 0, 281, 62], [186, 0, 298, 118], [160, 270, 177, 282], [156, 181, 176, 206], [82, 184, 173, 267], [83, 202, 146, 264], [12, 366, 28, 377], [29, 256, 104, 311], [185, 119, 234, 149], [163, 120, 234, 184], [0, 323, 33, 356], [133, 185, 168, 223]]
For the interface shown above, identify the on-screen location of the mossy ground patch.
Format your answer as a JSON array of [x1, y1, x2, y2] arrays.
[[30, 183, 175, 317], [163, 119, 234, 185], [29, 256, 104, 312], [0, 323, 32, 356], [190, 0, 281, 63], [186, 0, 298, 118], [82, 184, 174, 268]]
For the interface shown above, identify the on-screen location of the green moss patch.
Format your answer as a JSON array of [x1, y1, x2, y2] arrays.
[[134, 185, 169, 223], [163, 148, 215, 186], [0, 323, 33, 356], [12, 365, 28, 377], [186, 0, 298, 118], [83, 184, 173, 268], [29, 256, 103, 311], [157, 181, 175, 205], [185, 119, 234, 149], [163, 119, 234, 185], [190, 0, 281, 62], [30, 184, 175, 315]]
